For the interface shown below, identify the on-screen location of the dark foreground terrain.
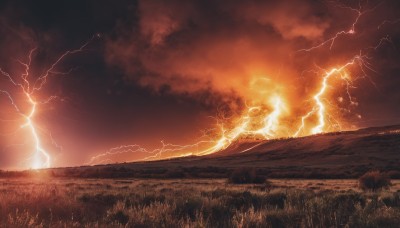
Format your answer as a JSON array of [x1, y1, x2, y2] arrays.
[[1, 178, 400, 227]]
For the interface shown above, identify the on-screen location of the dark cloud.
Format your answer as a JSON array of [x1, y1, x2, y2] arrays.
[[106, 0, 400, 122]]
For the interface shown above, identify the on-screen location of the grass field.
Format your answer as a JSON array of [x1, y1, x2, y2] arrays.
[[1, 178, 400, 227]]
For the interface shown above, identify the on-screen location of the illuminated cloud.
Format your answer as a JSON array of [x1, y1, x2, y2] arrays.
[[106, 0, 399, 114], [98, 0, 400, 162]]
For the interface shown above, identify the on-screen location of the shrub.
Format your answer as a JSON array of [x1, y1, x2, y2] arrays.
[[228, 168, 266, 184], [358, 171, 391, 192]]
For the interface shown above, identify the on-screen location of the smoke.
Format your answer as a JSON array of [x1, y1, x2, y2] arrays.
[[106, 0, 336, 109], [105, 0, 400, 129]]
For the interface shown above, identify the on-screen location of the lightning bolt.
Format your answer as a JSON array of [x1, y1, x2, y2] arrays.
[[88, 93, 287, 164], [255, 96, 285, 138], [293, 53, 376, 137], [377, 18, 400, 30], [0, 36, 95, 169], [312, 57, 360, 134], [297, 1, 381, 53], [88, 1, 398, 165]]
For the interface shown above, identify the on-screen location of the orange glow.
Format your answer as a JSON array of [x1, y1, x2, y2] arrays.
[[0, 38, 93, 169], [197, 57, 362, 154], [89, 52, 372, 165], [294, 56, 363, 136]]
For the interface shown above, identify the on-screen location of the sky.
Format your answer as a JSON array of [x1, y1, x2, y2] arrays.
[[0, 0, 399, 170]]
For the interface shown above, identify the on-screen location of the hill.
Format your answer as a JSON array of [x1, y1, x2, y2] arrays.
[[2, 125, 400, 179]]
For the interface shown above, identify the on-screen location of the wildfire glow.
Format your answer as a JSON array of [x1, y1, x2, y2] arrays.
[[294, 56, 364, 137], [88, 50, 378, 165], [87, 0, 394, 165], [197, 56, 364, 155]]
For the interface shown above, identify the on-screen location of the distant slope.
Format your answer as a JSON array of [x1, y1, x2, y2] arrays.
[[65, 124, 400, 178], [4, 125, 400, 179], [206, 124, 400, 168]]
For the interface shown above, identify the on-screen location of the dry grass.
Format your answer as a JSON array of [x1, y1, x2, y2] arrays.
[[1, 178, 400, 227]]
